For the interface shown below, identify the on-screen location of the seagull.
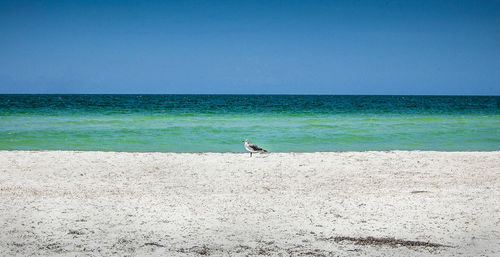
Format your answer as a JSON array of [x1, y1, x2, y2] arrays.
[[243, 139, 268, 157]]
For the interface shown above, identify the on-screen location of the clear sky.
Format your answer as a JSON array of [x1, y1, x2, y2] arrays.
[[1, 0, 499, 95]]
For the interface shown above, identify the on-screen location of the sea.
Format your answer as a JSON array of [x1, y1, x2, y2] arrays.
[[0, 95, 498, 152]]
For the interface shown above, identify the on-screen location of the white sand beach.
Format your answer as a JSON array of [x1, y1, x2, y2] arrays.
[[0, 151, 499, 256]]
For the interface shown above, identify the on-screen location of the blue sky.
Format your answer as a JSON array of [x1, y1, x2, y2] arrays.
[[1, 0, 499, 94]]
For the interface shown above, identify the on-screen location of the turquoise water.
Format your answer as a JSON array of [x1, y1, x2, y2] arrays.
[[1, 95, 498, 152]]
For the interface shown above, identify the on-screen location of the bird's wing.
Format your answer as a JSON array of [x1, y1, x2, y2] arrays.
[[249, 144, 264, 151]]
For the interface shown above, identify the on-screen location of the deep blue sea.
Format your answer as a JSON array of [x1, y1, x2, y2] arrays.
[[0, 95, 498, 152]]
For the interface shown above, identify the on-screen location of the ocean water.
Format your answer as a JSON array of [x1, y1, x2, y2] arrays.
[[0, 95, 498, 152]]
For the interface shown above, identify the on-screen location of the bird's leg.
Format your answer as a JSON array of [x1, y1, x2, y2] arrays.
[[250, 152, 252, 157]]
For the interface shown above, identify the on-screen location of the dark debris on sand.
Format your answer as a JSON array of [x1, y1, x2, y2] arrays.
[[144, 242, 165, 247], [411, 190, 430, 194], [324, 236, 450, 248]]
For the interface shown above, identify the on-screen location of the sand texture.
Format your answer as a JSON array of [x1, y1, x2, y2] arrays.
[[0, 151, 499, 256]]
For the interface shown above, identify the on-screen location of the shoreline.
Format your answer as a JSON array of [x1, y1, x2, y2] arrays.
[[2, 150, 500, 153], [1, 151, 499, 256]]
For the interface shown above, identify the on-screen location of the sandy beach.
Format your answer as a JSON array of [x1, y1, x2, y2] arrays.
[[0, 151, 499, 256]]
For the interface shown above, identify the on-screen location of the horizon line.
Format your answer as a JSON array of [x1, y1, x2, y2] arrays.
[[1, 93, 499, 97]]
